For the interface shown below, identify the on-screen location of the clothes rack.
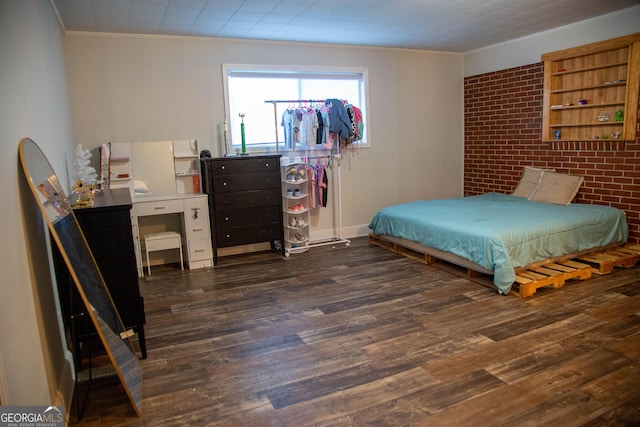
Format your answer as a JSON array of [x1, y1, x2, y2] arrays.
[[267, 99, 350, 251], [265, 99, 329, 152]]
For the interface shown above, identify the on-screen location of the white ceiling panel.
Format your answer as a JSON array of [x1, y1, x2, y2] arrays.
[[51, 0, 639, 52]]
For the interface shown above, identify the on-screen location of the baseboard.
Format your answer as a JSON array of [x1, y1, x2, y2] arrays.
[[0, 352, 8, 405], [217, 242, 272, 257], [55, 353, 75, 425], [215, 224, 371, 260], [309, 224, 370, 241]]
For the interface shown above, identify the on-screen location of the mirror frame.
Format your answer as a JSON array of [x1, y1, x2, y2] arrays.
[[18, 137, 142, 416]]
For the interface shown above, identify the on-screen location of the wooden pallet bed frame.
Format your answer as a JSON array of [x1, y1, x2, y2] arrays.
[[369, 234, 639, 298], [577, 244, 640, 275]]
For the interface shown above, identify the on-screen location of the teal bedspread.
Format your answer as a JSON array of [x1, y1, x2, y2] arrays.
[[368, 193, 628, 294]]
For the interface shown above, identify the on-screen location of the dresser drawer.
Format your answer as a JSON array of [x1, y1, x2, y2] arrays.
[[213, 172, 280, 193], [210, 156, 279, 175], [184, 196, 210, 239], [215, 206, 281, 229], [214, 189, 281, 210], [185, 221, 210, 241], [135, 199, 183, 216], [188, 238, 213, 261], [216, 224, 282, 247]]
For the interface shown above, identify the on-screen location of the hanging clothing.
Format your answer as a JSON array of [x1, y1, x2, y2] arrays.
[[322, 108, 331, 146], [316, 163, 324, 207], [281, 109, 295, 149], [298, 108, 319, 146], [292, 108, 302, 148], [325, 98, 351, 144], [316, 162, 329, 208], [278, 98, 363, 148], [321, 164, 329, 207], [307, 163, 316, 209], [345, 104, 356, 140], [320, 108, 332, 149], [316, 109, 324, 145], [351, 105, 364, 141]]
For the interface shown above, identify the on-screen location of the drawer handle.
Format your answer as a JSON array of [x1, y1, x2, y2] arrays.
[[195, 249, 205, 253], [265, 163, 269, 167], [225, 217, 229, 221], [154, 206, 166, 210], [190, 206, 201, 220], [226, 234, 230, 238], [192, 228, 203, 232], [223, 182, 227, 186]]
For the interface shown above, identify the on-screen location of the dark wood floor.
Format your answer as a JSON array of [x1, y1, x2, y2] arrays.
[[71, 236, 640, 426]]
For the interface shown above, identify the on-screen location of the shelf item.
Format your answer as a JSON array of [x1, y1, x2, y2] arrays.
[[108, 142, 134, 194], [200, 155, 284, 265], [282, 161, 310, 255], [173, 139, 201, 194], [541, 32, 640, 142]]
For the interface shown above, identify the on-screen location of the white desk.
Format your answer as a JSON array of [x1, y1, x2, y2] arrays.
[[132, 193, 213, 276]]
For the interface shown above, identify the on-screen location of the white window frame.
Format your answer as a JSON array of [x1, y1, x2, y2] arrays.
[[222, 64, 370, 153]]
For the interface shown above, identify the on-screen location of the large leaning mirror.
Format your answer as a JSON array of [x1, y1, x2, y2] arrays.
[[19, 137, 142, 416]]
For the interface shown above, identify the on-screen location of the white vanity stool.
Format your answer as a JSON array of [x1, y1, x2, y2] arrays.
[[144, 231, 184, 275]]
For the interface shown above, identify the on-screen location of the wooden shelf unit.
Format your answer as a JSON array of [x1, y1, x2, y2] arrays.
[[542, 33, 640, 142], [108, 142, 134, 194], [172, 139, 201, 194]]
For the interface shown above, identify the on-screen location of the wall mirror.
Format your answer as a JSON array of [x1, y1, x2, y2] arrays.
[[19, 137, 142, 416]]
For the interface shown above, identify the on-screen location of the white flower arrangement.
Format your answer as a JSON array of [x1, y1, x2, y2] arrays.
[[71, 144, 98, 206], [71, 144, 98, 185]]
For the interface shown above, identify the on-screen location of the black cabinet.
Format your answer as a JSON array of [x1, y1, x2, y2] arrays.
[[201, 155, 284, 264], [55, 188, 146, 361]]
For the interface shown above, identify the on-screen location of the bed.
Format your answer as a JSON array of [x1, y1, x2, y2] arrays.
[[368, 179, 628, 295]]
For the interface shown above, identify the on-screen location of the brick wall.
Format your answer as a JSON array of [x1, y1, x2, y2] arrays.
[[464, 62, 640, 243]]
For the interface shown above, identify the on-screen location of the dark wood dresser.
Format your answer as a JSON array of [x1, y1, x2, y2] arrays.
[[200, 155, 284, 264], [56, 188, 146, 360]]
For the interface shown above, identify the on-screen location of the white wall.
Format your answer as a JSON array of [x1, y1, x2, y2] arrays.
[[63, 35, 465, 237], [4, 0, 633, 410], [465, 5, 640, 77], [0, 0, 74, 409]]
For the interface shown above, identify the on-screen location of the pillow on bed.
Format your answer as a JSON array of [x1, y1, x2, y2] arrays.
[[511, 166, 554, 198], [529, 171, 584, 205]]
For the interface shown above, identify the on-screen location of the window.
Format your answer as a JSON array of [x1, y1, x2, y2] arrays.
[[222, 65, 368, 152]]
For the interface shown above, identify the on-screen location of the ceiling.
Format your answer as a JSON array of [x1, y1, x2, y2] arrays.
[[52, 0, 639, 52]]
